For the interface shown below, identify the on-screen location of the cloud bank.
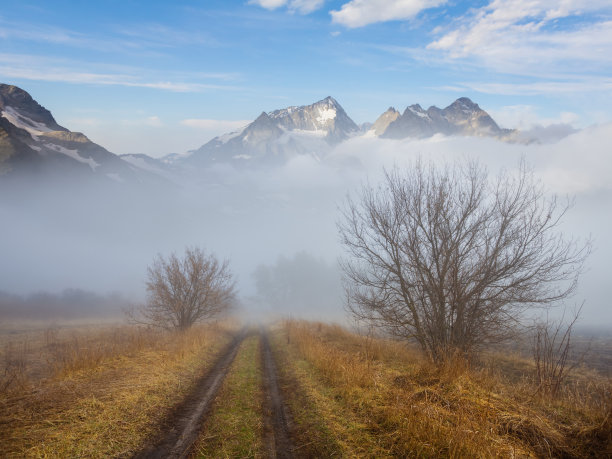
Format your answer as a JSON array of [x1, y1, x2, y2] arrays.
[[428, 1, 612, 78]]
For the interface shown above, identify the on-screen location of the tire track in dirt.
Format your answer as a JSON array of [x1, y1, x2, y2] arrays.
[[134, 329, 247, 459], [261, 329, 294, 459]]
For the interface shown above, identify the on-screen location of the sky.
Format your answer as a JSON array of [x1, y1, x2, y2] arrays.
[[1, 0, 612, 156]]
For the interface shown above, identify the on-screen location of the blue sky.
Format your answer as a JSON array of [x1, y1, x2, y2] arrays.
[[1, 0, 612, 156]]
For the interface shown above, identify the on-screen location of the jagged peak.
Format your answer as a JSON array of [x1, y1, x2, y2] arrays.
[[0, 83, 63, 131], [402, 104, 430, 120], [265, 96, 357, 134], [255, 111, 271, 121], [447, 97, 480, 111], [266, 96, 348, 119], [319, 95, 341, 107], [0, 84, 43, 111]]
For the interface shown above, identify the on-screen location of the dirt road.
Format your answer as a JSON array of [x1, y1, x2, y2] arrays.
[[134, 329, 246, 459], [261, 330, 294, 458], [134, 327, 295, 458]]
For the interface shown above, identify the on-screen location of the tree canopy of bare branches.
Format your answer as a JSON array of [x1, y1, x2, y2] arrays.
[[133, 247, 235, 330], [338, 160, 589, 363]]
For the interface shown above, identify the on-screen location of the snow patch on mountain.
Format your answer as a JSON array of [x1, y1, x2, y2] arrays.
[[1, 106, 53, 140], [317, 107, 337, 124], [408, 105, 430, 119], [44, 143, 100, 170]]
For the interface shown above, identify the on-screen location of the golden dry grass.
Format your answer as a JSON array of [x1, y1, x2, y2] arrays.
[[0, 320, 238, 458], [274, 320, 612, 458]]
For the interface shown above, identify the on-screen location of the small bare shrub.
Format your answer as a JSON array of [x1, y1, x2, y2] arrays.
[[533, 307, 585, 397], [130, 247, 236, 330]]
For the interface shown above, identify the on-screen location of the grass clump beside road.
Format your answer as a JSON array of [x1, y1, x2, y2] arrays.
[[0, 321, 237, 458], [274, 320, 612, 458], [193, 332, 265, 458]]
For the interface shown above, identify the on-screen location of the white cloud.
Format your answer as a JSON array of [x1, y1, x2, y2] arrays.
[[487, 105, 580, 142], [289, 0, 325, 14], [248, 0, 324, 14], [180, 119, 251, 130], [248, 0, 288, 10], [331, 0, 446, 28], [437, 78, 612, 97], [428, 1, 612, 76], [0, 53, 242, 92], [489, 105, 579, 130]]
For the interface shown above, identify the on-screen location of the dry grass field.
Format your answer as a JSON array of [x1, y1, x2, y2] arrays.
[[0, 320, 237, 457], [0, 318, 610, 457], [272, 320, 612, 458]]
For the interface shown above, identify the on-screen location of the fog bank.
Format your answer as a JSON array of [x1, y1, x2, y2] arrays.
[[1, 124, 611, 326]]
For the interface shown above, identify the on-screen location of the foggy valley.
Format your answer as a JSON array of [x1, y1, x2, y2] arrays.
[[1, 91, 610, 328], [2, 1, 612, 456]]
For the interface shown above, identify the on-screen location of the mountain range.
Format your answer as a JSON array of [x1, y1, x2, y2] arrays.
[[379, 98, 515, 140], [1, 83, 519, 183]]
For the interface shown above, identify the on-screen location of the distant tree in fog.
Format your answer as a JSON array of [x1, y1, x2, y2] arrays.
[[252, 252, 343, 319], [132, 247, 235, 330], [338, 159, 590, 363]]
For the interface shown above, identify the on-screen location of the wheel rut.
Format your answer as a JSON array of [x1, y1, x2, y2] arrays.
[[134, 329, 247, 459], [261, 329, 294, 459]]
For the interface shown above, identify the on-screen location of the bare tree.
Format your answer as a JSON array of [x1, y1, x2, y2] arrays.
[[338, 159, 589, 363], [132, 247, 235, 330]]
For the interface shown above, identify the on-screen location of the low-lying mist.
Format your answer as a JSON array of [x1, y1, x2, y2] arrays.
[[1, 123, 611, 327], [0, 289, 128, 321]]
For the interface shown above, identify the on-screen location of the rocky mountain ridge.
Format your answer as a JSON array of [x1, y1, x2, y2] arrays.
[[0, 83, 519, 181], [380, 97, 515, 140], [181, 96, 516, 168], [0, 84, 153, 183]]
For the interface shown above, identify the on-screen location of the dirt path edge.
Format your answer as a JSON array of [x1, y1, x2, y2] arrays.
[[134, 329, 247, 459]]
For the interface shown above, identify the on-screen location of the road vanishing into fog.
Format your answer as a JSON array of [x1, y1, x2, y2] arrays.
[[134, 328, 294, 459]]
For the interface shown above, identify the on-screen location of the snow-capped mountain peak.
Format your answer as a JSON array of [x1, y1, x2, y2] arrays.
[[182, 96, 358, 168], [266, 96, 356, 140], [0, 83, 161, 183]]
